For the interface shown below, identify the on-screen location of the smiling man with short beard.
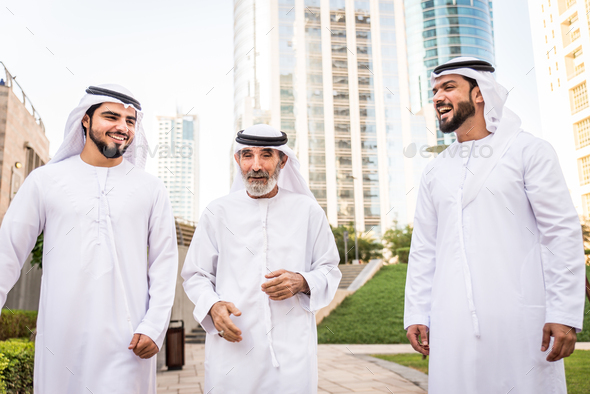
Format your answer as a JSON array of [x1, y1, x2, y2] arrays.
[[0, 85, 178, 393], [182, 124, 342, 394], [404, 58, 585, 394]]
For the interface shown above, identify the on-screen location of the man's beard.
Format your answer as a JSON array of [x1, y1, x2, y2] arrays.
[[88, 121, 131, 159], [438, 96, 476, 134], [241, 160, 282, 197]]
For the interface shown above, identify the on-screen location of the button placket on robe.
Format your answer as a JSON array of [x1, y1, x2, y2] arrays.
[[457, 141, 481, 337], [258, 199, 279, 367], [96, 167, 134, 334]]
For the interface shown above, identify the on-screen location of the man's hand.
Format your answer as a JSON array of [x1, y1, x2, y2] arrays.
[[128, 334, 158, 359], [262, 269, 309, 301], [542, 323, 576, 362], [406, 324, 430, 356], [209, 301, 243, 343]]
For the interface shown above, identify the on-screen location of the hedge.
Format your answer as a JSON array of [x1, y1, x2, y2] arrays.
[[0, 310, 37, 341], [0, 339, 34, 393]]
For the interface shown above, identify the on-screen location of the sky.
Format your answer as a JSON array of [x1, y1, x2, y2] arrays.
[[0, 0, 542, 215]]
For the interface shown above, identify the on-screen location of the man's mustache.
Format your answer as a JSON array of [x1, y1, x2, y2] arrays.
[[246, 170, 270, 179]]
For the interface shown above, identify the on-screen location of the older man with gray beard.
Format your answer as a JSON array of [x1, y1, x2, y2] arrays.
[[182, 124, 342, 394]]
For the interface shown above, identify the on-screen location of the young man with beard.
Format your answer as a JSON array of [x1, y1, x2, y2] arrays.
[[182, 124, 341, 393], [0, 85, 178, 393], [404, 57, 585, 393]]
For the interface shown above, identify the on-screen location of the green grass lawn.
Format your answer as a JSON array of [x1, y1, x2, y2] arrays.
[[373, 351, 590, 394], [318, 264, 409, 344], [318, 264, 590, 344]]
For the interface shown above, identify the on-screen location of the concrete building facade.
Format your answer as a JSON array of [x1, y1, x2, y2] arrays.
[[528, 0, 590, 218], [0, 62, 50, 222]]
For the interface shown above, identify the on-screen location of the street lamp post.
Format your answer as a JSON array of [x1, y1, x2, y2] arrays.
[[346, 174, 360, 264], [343, 230, 349, 264]]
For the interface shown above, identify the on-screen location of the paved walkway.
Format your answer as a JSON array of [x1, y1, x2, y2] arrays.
[[156, 344, 425, 394], [157, 343, 590, 393]]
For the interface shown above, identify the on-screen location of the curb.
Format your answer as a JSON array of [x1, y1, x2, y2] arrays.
[[355, 354, 429, 392]]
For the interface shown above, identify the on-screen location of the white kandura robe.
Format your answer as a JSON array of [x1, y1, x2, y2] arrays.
[[182, 188, 342, 394], [0, 155, 178, 394], [405, 132, 586, 394]]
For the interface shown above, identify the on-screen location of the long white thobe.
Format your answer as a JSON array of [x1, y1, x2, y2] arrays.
[[404, 131, 586, 393], [0, 155, 178, 394], [182, 188, 341, 394]]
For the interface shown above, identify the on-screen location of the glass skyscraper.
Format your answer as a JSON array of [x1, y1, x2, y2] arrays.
[[234, 0, 432, 233], [156, 113, 200, 223], [405, 0, 495, 145]]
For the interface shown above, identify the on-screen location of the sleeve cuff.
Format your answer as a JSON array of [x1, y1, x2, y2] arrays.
[[404, 314, 430, 330], [194, 294, 221, 335], [296, 271, 316, 312], [545, 313, 583, 333], [135, 322, 165, 350]]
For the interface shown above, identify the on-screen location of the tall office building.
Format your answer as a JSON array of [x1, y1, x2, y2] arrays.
[[156, 112, 199, 222], [233, 0, 433, 234], [528, 0, 590, 218], [404, 0, 495, 145]]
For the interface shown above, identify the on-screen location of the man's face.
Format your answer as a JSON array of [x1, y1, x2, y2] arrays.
[[82, 102, 137, 159], [234, 147, 288, 196], [432, 74, 477, 133]]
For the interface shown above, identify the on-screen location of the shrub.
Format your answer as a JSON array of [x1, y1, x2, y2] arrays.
[[396, 247, 410, 264], [0, 339, 34, 393], [0, 353, 8, 394], [0, 310, 37, 341]]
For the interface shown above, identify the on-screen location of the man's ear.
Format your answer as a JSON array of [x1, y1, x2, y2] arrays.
[[473, 86, 484, 105], [234, 152, 241, 164], [82, 114, 90, 131], [280, 154, 288, 169]]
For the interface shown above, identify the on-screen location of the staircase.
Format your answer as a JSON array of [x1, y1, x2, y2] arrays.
[[338, 264, 367, 289], [185, 325, 207, 344]]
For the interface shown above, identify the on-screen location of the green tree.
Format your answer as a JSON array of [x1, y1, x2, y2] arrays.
[[30, 233, 43, 270], [382, 220, 413, 263], [331, 224, 383, 264]]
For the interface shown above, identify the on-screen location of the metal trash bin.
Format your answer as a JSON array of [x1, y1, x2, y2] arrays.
[[165, 320, 185, 370]]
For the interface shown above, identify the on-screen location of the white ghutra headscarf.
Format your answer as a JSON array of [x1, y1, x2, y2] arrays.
[[49, 84, 148, 169], [231, 124, 315, 200]]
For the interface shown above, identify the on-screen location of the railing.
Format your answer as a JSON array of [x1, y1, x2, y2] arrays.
[[0, 61, 45, 133]]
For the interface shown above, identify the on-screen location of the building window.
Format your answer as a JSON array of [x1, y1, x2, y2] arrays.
[[579, 155, 590, 185], [574, 117, 590, 149], [25, 147, 44, 177], [572, 29, 581, 42], [549, 67, 552, 75], [572, 82, 589, 112], [556, 61, 559, 70]]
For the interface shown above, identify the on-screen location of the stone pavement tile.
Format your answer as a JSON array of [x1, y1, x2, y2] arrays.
[[158, 344, 425, 394], [179, 376, 201, 384]]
